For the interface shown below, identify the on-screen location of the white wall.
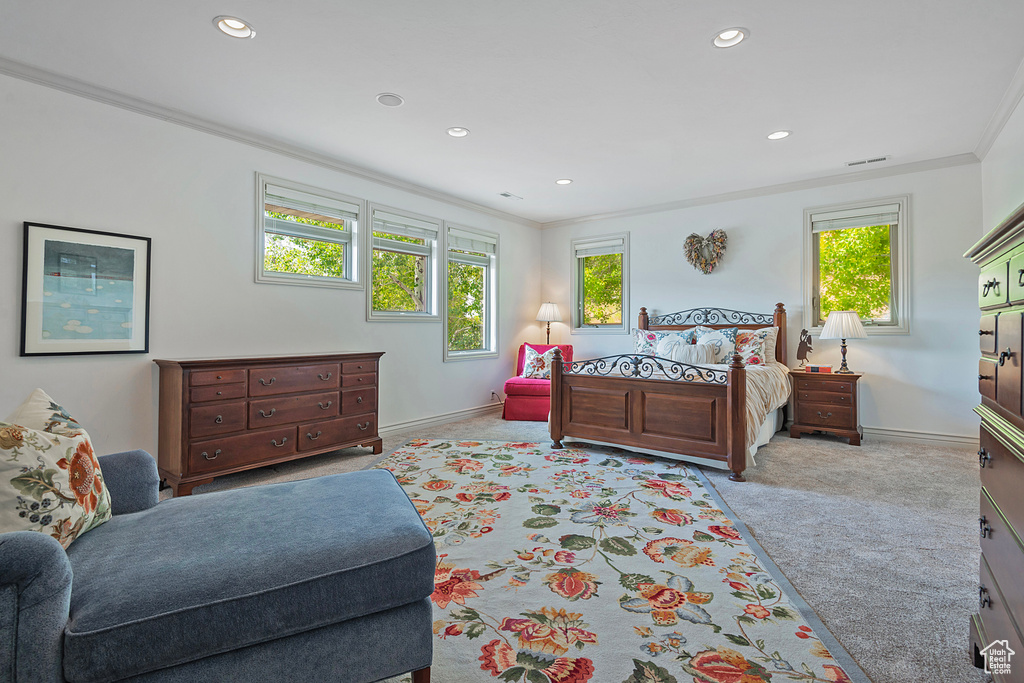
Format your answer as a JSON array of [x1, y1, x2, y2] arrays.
[[982, 94, 1024, 232], [541, 164, 983, 440], [0, 75, 543, 456]]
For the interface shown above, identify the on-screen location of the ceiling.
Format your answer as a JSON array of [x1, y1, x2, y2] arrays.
[[2, 1, 1023, 225]]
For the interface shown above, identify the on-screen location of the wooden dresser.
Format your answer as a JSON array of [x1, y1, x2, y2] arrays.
[[788, 370, 861, 445], [965, 201, 1024, 681], [155, 352, 383, 496]]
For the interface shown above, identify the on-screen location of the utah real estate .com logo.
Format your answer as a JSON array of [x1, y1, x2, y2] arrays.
[[981, 639, 1015, 677]]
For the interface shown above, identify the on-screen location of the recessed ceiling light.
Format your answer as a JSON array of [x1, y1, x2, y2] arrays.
[[214, 16, 255, 39], [555, 179, 573, 185], [767, 130, 791, 140], [447, 127, 470, 137], [713, 27, 747, 48], [376, 93, 404, 107]]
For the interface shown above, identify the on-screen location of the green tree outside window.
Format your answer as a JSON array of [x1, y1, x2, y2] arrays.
[[817, 224, 893, 324], [581, 253, 623, 325]]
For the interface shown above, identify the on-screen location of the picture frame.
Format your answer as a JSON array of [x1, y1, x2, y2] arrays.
[[20, 222, 151, 356]]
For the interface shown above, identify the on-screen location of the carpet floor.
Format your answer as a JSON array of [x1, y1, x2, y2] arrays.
[[178, 410, 985, 683]]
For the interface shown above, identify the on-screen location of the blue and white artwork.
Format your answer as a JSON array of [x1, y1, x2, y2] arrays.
[[40, 239, 136, 341]]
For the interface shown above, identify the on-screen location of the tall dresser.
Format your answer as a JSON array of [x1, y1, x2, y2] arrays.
[[965, 202, 1024, 681], [156, 352, 383, 496]]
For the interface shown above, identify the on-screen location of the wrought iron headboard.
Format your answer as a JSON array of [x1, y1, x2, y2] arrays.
[[638, 303, 787, 366]]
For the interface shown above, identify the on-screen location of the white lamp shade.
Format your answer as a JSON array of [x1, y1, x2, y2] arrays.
[[820, 311, 867, 340], [536, 302, 562, 323]]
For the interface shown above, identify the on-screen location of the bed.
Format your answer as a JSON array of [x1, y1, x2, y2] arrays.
[[549, 303, 789, 481]]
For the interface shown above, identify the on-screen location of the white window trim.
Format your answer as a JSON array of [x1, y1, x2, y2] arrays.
[[366, 203, 441, 322], [802, 194, 910, 336], [443, 222, 499, 361], [571, 231, 630, 335], [255, 173, 364, 290]]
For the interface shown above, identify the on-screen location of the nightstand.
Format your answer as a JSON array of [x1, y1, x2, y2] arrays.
[[789, 371, 862, 445]]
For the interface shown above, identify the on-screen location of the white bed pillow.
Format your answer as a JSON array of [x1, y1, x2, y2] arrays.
[[670, 342, 717, 365], [693, 326, 739, 363]]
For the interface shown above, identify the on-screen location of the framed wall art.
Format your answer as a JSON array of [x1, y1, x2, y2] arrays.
[[20, 222, 151, 356]]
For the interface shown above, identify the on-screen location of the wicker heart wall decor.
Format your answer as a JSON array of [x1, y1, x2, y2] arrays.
[[684, 229, 728, 274]]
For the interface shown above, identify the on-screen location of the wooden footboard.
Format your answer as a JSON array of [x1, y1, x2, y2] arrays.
[[550, 350, 749, 481]]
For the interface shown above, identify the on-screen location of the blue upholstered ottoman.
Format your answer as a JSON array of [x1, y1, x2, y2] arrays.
[[1, 461, 436, 683]]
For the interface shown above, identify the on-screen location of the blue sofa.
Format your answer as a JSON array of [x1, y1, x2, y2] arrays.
[[0, 450, 435, 682]]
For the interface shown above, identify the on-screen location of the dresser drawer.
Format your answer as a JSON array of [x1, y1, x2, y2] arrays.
[[980, 314, 998, 356], [248, 364, 340, 396], [997, 312, 1023, 417], [298, 414, 377, 452], [342, 372, 376, 388], [190, 369, 246, 386], [978, 556, 1024, 681], [793, 376, 854, 394], [188, 427, 296, 475], [190, 383, 247, 403], [342, 387, 376, 415], [1010, 252, 1024, 304], [796, 390, 852, 406], [189, 401, 246, 438], [980, 491, 1024, 627], [980, 425, 1024, 533], [980, 359, 997, 401], [343, 360, 376, 375], [796, 403, 854, 430], [980, 261, 1009, 310], [248, 391, 340, 427]]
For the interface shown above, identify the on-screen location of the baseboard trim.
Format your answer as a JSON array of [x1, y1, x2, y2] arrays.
[[379, 403, 502, 435], [861, 426, 977, 448]]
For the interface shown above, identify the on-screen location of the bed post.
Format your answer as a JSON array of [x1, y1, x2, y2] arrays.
[[773, 302, 787, 366], [726, 352, 747, 482], [550, 347, 564, 449], [638, 307, 649, 330]]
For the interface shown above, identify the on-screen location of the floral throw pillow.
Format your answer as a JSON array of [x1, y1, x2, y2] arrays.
[[735, 327, 779, 366], [693, 326, 739, 363], [1, 389, 112, 548], [632, 328, 696, 356], [520, 345, 560, 379]]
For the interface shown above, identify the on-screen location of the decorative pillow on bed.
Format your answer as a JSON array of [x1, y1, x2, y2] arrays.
[[634, 328, 696, 356], [520, 345, 560, 379], [693, 326, 739, 363], [1, 389, 112, 548], [668, 342, 717, 365], [736, 327, 779, 366]]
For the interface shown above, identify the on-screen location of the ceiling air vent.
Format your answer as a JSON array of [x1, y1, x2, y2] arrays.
[[499, 192, 523, 201], [845, 155, 890, 168]]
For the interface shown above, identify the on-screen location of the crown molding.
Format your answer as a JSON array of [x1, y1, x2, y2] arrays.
[[539, 153, 980, 229], [0, 57, 542, 230], [975, 53, 1024, 161]]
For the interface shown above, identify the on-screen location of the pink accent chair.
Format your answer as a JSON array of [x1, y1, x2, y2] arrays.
[[502, 343, 573, 421]]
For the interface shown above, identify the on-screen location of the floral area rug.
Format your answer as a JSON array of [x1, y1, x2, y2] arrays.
[[376, 439, 867, 683]]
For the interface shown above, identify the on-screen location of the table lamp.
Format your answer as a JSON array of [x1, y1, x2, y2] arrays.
[[536, 302, 561, 344], [820, 310, 867, 374]]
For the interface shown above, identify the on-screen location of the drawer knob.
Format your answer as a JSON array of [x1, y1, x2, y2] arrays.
[[202, 449, 222, 460], [817, 411, 833, 419], [357, 377, 363, 382], [217, 375, 223, 380], [978, 448, 991, 468], [979, 374, 992, 381], [979, 585, 991, 609], [979, 329, 993, 336], [258, 377, 276, 386], [258, 408, 276, 418], [216, 391, 223, 396], [318, 401, 332, 410], [307, 431, 322, 441], [271, 437, 288, 447], [358, 421, 370, 431], [979, 516, 992, 539], [215, 415, 223, 424], [356, 396, 363, 404], [983, 278, 1000, 296], [999, 347, 1013, 366], [318, 372, 332, 381]]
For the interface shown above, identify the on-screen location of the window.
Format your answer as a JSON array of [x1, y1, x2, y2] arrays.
[[804, 195, 909, 334], [571, 232, 629, 333], [368, 206, 440, 320], [443, 225, 498, 360], [256, 174, 362, 289]]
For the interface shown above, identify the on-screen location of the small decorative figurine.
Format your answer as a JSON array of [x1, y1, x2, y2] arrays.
[[684, 229, 727, 274], [796, 329, 813, 367]]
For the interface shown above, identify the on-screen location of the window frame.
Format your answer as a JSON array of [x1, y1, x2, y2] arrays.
[[442, 223, 499, 362], [255, 173, 364, 290], [570, 232, 630, 335], [366, 204, 441, 322], [802, 194, 910, 336]]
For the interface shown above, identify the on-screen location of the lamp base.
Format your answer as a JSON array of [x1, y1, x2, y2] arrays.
[[835, 338, 854, 374]]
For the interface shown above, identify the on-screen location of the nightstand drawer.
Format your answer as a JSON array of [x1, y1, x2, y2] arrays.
[[797, 390, 852, 406], [796, 403, 854, 430], [793, 376, 855, 394]]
